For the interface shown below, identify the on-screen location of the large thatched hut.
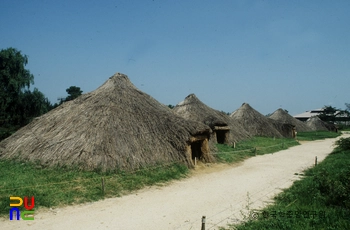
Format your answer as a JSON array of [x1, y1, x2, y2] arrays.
[[230, 103, 294, 138], [268, 108, 312, 132], [173, 94, 250, 145], [0, 73, 213, 171]]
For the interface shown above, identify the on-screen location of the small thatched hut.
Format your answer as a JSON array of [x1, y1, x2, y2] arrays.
[[230, 103, 294, 138], [268, 108, 312, 132], [173, 94, 250, 145], [0, 73, 213, 171], [305, 116, 331, 131]]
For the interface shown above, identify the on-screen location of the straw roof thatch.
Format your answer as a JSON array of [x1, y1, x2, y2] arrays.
[[268, 108, 312, 132], [0, 73, 212, 171], [173, 94, 250, 144], [230, 103, 294, 138], [305, 116, 330, 131]]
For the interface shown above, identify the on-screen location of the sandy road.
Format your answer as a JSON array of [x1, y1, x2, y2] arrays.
[[2, 135, 347, 230]]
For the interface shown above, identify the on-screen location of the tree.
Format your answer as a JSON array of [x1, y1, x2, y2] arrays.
[[318, 106, 338, 123], [20, 88, 52, 124], [56, 86, 83, 106], [346, 103, 350, 111], [65, 86, 82, 101], [0, 47, 52, 140], [220, 110, 230, 115], [318, 105, 350, 125], [0, 47, 34, 126]]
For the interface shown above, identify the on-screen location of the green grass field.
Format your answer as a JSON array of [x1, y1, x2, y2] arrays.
[[1, 131, 339, 219], [296, 131, 341, 141], [215, 136, 300, 163], [0, 161, 188, 217], [223, 136, 350, 230]]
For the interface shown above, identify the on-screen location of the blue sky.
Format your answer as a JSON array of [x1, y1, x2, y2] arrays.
[[1, 0, 349, 116]]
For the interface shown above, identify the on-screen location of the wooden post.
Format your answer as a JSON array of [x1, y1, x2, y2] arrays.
[[233, 142, 236, 148], [315, 156, 317, 166], [201, 216, 206, 230], [101, 177, 105, 196]]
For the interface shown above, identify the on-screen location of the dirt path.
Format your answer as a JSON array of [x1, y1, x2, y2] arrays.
[[2, 135, 347, 230]]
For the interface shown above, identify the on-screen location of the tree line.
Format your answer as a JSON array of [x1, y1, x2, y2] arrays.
[[0, 47, 82, 140]]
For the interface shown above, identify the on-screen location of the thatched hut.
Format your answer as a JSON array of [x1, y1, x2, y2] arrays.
[[305, 116, 331, 131], [0, 73, 213, 171], [268, 108, 312, 132], [173, 94, 250, 145], [230, 103, 294, 138]]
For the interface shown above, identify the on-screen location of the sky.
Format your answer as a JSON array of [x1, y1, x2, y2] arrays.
[[1, 0, 349, 116]]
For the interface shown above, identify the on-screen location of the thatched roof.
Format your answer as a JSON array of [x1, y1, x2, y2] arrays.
[[173, 94, 250, 143], [230, 103, 293, 138], [268, 108, 312, 132], [0, 73, 212, 171], [305, 116, 329, 131]]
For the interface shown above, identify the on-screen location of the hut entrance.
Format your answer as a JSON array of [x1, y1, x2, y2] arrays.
[[214, 126, 230, 144], [188, 134, 210, 165], [191, 140, 203, 160], [292, 127, 296, 138], [216, 130, 228, 144]]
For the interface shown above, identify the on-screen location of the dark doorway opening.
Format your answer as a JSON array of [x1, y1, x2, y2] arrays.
[[216, 130, 228, 144], [191, 140, 203, 160]]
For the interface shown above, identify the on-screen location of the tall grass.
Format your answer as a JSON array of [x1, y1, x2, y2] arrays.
[[224, 137, 350, 230], [0, 160, 188, 217], [216, 137, 300, 163]]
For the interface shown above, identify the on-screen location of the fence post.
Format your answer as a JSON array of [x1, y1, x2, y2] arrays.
[[233, 142, 236, 149], [101, 177, 105, 196], [315, 156, 317, 166], [201, 216, 206, 230]]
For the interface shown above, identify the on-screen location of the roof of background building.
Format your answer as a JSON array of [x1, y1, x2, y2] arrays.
[[293, 108, 324, 119]]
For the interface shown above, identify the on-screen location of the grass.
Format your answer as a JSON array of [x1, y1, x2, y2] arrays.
[[296, 131, 341, 141], [0, 160, 188, 217], [337, 125, 350, 131], [215, 136, 300, 163], [223, 136, 350, 230], [1, 131, 339, 220]]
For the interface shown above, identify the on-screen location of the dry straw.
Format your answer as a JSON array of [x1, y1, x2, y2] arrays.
[[305, 116, 330, 131], [0, 73, 211, 171], [230, 103, 294, 138], [268, 108, 312, 132], [173, 94, 250, 144]]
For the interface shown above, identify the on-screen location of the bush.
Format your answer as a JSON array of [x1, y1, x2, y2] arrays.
[[335, 137, 350, 151], [313, 167, 350, 209]]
